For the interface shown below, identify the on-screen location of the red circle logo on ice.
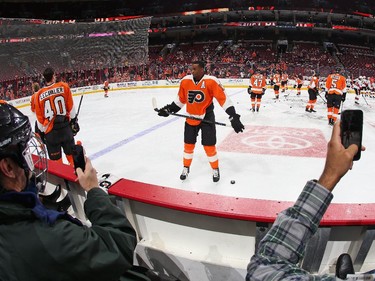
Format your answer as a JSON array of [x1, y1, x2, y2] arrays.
[[219, 126, 327, 158], [242, 135, 311, 150]]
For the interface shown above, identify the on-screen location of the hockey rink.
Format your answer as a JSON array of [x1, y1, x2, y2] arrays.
[[23, 87, 375, 204]]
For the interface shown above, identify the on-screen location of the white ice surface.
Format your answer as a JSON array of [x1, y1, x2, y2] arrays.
[[22, 87, 375, 204]]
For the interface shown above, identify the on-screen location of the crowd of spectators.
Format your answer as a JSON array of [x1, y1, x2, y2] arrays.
[[1, 40, 375, 101]]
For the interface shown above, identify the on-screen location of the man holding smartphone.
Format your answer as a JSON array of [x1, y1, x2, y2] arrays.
[[0, 102, 151, 281], [325, 67, 347, 125], [246, 121, 365, 280]]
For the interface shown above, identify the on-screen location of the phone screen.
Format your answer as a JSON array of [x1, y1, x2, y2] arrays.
[[340, 109, 363, 161], [73, 144, 86, 171]]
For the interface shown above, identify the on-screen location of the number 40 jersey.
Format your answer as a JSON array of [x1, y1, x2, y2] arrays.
[[34, 81, 77, 134]]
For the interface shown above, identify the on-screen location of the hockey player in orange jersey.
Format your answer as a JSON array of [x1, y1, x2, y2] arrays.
[[158, 61, 244, 182], [305, 73, 319, 113], [30, 82, 45, 143], [103, 80, 109, 98], [295, 74, 303, 96], [281, 71, 288, 93], [248, 72, 267, 112], [34, 68, 80, 166], [325, 67, 347, 125], [30, 82, 39, 114], [271, 71, 281, 99]]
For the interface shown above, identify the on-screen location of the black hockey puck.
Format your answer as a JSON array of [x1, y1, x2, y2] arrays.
[[230, 180, 235, 184]]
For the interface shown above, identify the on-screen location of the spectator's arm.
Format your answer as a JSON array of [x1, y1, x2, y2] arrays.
[[246, 180, 335, 281]]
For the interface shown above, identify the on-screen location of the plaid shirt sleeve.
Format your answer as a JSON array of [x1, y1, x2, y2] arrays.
[[246, 180, 336, 281]]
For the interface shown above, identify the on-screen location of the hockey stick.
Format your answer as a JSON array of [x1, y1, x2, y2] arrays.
[[283, 89, 291, 98], [76, 95, 84, 118], [152, 97, 229, 127], [362, 94, 370, 106], [338, 100, 343, 115], [317, 91, 327, 104]]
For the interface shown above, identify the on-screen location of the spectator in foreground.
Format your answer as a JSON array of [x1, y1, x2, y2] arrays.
[[0, 102, 149, 281], [246, 121, 365, 280]]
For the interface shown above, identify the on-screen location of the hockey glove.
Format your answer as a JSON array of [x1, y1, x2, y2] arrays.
[[262, 88, 266, 95], [70, 117, 80, 136], [226, 106, 244, 133], [247, 86, 252, 95], [325, 91, 328, 100], [158, 104, 172, 117], [229, 114, 244, 133], [342, 92, 347, 102], [158, 102, 181, 117]]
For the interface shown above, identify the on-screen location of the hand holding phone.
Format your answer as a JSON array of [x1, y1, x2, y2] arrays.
[[340, 109, 363, 161], [73, 144, 86, 171]]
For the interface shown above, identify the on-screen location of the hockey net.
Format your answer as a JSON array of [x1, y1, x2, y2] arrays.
[[0, 17, 151, 81]]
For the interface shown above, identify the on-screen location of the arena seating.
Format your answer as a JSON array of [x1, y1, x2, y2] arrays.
[[1, 39, 375, 100]]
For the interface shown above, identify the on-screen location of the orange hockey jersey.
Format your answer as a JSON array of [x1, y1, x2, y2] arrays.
[[272, 74, 281, 86], [104, 81, 109, 91], [174, 75, 233, 126], [281, 73, 288, 82], [250, 73, 266, 94], [34, 81, 76, 134], [308, 76, 319, 90], [326, 74, 346, 95], [30, 93, 36, 113]]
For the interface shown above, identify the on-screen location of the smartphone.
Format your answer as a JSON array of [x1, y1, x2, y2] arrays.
[[340, 109, 363, 161], [72, 144, 86, 171]]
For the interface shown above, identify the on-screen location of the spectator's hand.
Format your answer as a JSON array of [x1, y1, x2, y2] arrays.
[[229, 114, 244, 133], [76, 157, 98, 192], [318, 122, 365, 192]]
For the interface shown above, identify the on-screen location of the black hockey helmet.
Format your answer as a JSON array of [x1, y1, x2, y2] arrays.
[[0, 101, 47, 192], [335, 66, 342, 73]]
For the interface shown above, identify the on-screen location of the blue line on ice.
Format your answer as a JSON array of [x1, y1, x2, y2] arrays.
[[89, 117, 178, 160], [89, 88, 243, 160]]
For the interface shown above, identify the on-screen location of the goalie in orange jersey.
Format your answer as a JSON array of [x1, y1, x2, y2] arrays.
[[158, 61, 244, 182]]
